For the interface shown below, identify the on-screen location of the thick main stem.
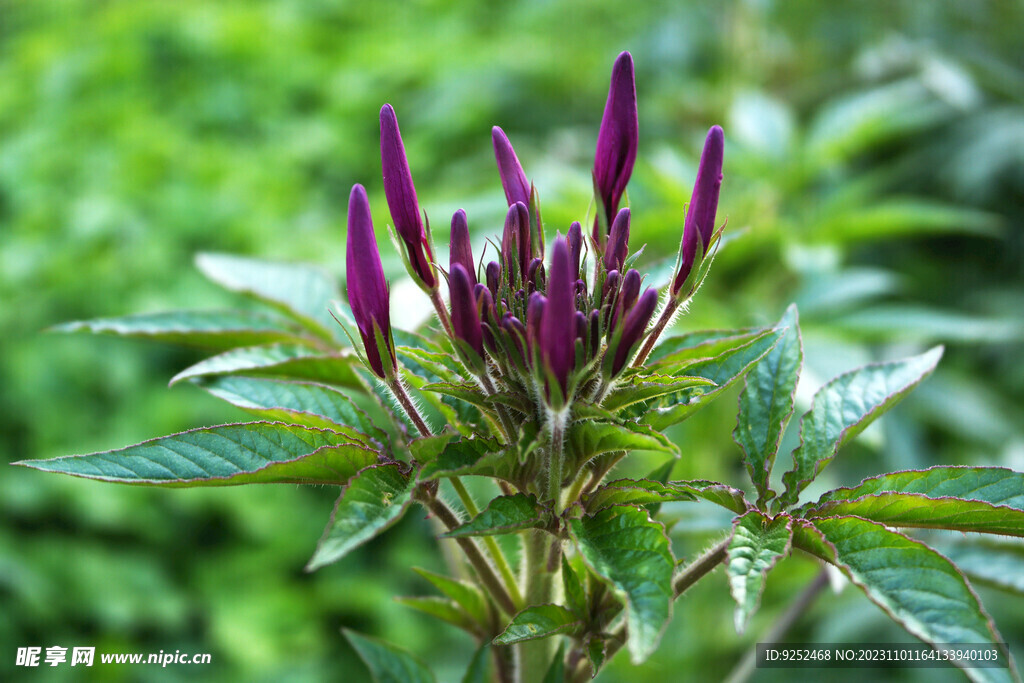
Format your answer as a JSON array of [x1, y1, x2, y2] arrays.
[[450, 478, 524, 608], [633, 295, 680, 367], [519, 529, 559, 681], [546, 413, 567, 512]]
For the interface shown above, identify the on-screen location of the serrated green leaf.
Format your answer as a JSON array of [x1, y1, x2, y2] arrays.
[[199, 376, 388, 446], [344, 629, 436, 683], [416, 436, 511, 483], [442, 494, 548, 538], [15, 422, 378, 487], [583, 479, 696, 514], [668, 480, 750, 515], [422, 382, 497, 413], [938, 539, 1024, 597], [644, 459, 678, 517], [412, 567, 490, 626], [568, 421, 678, 466], [396, 346, 464, 384], [569, 505, 674, 664], [727, 511, 793, 634], [794, 517, 1016, 683], [586, 636, 606, 677], [642, 327, 785, 430], [408, 433, 457, 465], [493, 604, 582, 645], [776, 347, 944, 510], [462, 644, 495, 683], [797, 467, 1024, 536], [542, 641, 566, 683], [562, 555, 587, 618], [394, 596, 477, 634], [734, 305, 802, 508], [196, 252, 342, 342], [306, 463, 415, 570], [170, 343, 362, 389], [646, 327, 765, 365], [50, 310, 315, 350], [402, 367, 481, 438], [602, 374, 716, 411]]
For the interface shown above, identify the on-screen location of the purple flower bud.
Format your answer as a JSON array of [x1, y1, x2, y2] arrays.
[[673, 125, 724, 295], [493, 126, 544, 259], [486, 261, 501, 298], [567, 221, 583, 278], [612, 287, 658, 375], [602, 269, 621, 322], [501, 202, 532, 284], [540, 237, 576, 395], [575, 310, 588, 343], [474, 283, 495, 319], [589, 309, 601, 358], [526, 291, 546, 350], [603, 208, 630, 273], [502, 313, 527, 357], [526, 257, 544, 293], [593, 51, 638, 240], [449, 209, 475, 287], [346, 184, 394, 378], [449, 264, 483, 357], [620, 268, 642, 314], [380, 104, 436, 289]]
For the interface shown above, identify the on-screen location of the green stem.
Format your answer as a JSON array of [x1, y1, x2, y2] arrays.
[[563, 468, 590, 510], [422, 494, 518, 617], [519, 529, 559, 681], [479, 373, 518, 445], [450, 478, 524, 609], [388, 378, 432, 437], [428, 288, 455, 339], [546, 413, 566, 512]]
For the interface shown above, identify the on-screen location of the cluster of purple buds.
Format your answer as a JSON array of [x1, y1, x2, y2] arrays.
[[346, 52, 724, 410]]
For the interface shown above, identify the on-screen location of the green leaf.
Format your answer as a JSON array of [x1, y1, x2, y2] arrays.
[[797, 467, 1024, 536], [669, 480, 750, 515], [394, 596, 477, 634], [50, 310, 315, 350], [15, 422, 378, 486], [422, 382, 498, 413], [562, 555, 587, 618], [568, 420, 679, 466], [442, 494, 549, 538], [727, 511, 793, 634], [642, 326, 785, 430], [569, 505, 674, 664], [542, 642, 566, 683], [586, 636, 606, 677], [493, 604, 583, 645], [776, 346, 943, 511], [412, 568, 490, 626], [199, 376, 388, 446], [938, 539, 1024, 597], [602, 375, 716, 411], [397, 346, 464, 384], [306, 463, 415, 571], [647, 327, 765, 365], [343, 629, 436, 683], [196, 252, 342, 342], [171, 343, 363, 389], [734, 304, 801, 507], [416, 436, 513, 484], [462, 644, 495, 683], [794, 517, 1016, 683], [584, 478, 696, 514]]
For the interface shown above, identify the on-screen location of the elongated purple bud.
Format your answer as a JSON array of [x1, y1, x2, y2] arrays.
[[380, 104, 436, 289], [603, 208, 630, 273], [575, 311, 588, 344], [346, 184, 394, 378], [501, 203, 532, 284], [593, 51, 638, 240], [612, 287, 658, 375], [620, 269, 642, 314], [474, 283, 495, 318], [602, 269, 621, 321], [526, 257, 544, 293], [673, 125, 724, 295], [486, 261, 501, 298], [589, 309, 601, 358], [449, 209, 475, 287], [567, 221, 583, 278], [540, 237, 576, 395], [492, 126, 532, 210], [450, 264, 483, 357]]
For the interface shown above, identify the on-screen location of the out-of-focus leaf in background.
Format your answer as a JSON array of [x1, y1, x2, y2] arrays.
[[2, 0, 1022, 680]]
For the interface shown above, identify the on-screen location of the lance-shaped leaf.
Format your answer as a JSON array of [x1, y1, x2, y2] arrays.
[[413, 567, 490, 626], [938, 539, 1024, 597], [669, 479, 750, 515], [16, 422, 378, 487], [344, 630, 436, 683], [569, 505, 674, 664], [642, 326, 785, 430], [727, 511, 793, 634], [442, 494, 549, 538], [567, 420, 678, 465], [493, 604, 583, 645], [562, 555, 587, 618], [796, 467, 1024, 537], [794, 517, 1016, 683], [603, 374, 716, 411], [170, 343, 363, 389], [646, 326, 766, 365], [395, 596, 478, 634], [307, 463, 415, 571], [776, 346, 944, 510], [584, 478, 696, 513], [51, 310, 315, 350], [416, 436, 517, 486], [462, 644, 495, 683], [734, 305, 802, 507], [196, 252, 341, 342], [199, 376, 388, 445]]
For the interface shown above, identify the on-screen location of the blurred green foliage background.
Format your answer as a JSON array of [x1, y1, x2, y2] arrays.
[[2, 0, 1023, 680]]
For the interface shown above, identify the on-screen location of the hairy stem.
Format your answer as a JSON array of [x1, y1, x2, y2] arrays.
[[546, 413, 567, 512], [632, 295, 680, 367], [450, 478, 524, 609], [724, 569, 829, 683], [479, 373, 518, 445], [422, 495, 518, 617], [428, 288, 455, 339], [519, 529, 559, 681], [388, 378, 432, 437]]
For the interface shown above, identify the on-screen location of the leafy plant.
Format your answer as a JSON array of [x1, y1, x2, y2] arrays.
[[16, 52, 1024, 683]]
